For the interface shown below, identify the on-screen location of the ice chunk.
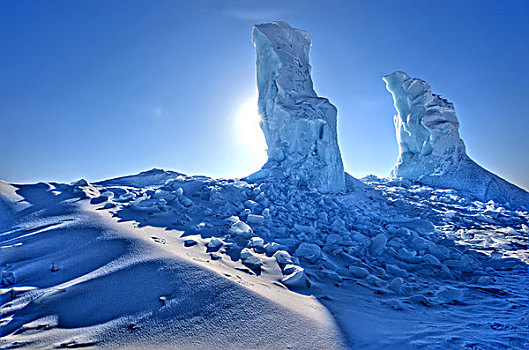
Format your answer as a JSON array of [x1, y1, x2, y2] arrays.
[[248, 236, 265, 248], [210, 253, 222, 260], [348, 266, 369, 278], [178, 196, 193, 208], [90, 195, 108, 204], [244, 200, 259, 210], [207, 238, 223, 250], [325, 233, 342, 246], [386, 264, 408, 278], [427, 242, 449, 261], [247, 214, 265, 226], [240, 248, 254, 260], [423, 254, 442, 267], [409, 295, 431, 306], [130, 197, 160, 212], [314, 269, 342, 284], [264, 242, 281, 255], [243, 255, 262, 270], [193, 222, 207, 232], [370, 233, 387, 256], [226, 215, 240, 224], [103, 202, 115, 209], [1, 271, 15, 286], [477, 276, 493, 285], [184, 239, 197, 247], [152, 189, 176, 202], [392, 216, 435, 235], [365, 274, 386, 287], [274, 250, 293, 265], [114, 192, 134, 203], [294, 242, 321, 263], [388, 277, 404, 294], [282, 264, 298, 275], [229, 220, 253, 237], [281, 265, 308, 288], [250, 22, 345, 193], [435, 286, 463, 303]]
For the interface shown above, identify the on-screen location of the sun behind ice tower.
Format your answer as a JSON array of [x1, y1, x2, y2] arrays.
[[384, 71, 529, 209], [247, 21, 345, 193]]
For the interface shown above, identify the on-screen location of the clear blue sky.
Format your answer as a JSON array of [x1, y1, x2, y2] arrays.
[[1, 0, 528, 190]]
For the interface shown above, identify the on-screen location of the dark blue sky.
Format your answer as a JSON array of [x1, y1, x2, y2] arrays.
[[1, 0, 528, 189]]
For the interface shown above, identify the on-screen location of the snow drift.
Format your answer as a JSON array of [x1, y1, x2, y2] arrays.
[[384, 71, 529, 209], [249, 22, 345, 193]]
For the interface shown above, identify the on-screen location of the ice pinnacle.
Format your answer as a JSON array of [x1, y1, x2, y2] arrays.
[[249, 21, 345, 193], [384, 71, 529, 209]]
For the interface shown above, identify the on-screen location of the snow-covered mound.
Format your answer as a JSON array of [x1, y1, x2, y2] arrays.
[[383, 71, 529, 209], [2, 169, 528, 349], [0, 176, 344, 349], [249, 22, 345, 193]]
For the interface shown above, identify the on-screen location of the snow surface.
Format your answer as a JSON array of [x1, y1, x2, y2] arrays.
[[2, 169, 528, 349], [384, 71, 529, 209], [249, 22, 345, 193]]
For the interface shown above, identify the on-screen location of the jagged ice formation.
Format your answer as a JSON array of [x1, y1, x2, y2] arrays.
[[384, 71, 529, 209], [249, 22, 345, 193]]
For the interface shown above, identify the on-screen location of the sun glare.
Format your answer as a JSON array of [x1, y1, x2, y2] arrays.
[[236, 96, 267, 169]]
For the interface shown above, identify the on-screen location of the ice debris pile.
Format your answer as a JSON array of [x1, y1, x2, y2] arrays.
[[75, 168, 529, 307], [249, 21, 345, 193], [2, 169, 529, 347], [384, 71, 529, 209]]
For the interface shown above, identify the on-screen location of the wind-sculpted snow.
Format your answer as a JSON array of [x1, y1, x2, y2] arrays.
[[384, 71, 529, 209], [249, 22, 345, 193]]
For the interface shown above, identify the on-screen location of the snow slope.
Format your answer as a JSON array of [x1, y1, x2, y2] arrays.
[[0, 178, 344, 349], [384, 71, 529, 209], [2, 169, 528, 349]]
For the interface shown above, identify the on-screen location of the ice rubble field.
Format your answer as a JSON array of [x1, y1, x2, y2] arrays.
[[1, 169, 528, 349]]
